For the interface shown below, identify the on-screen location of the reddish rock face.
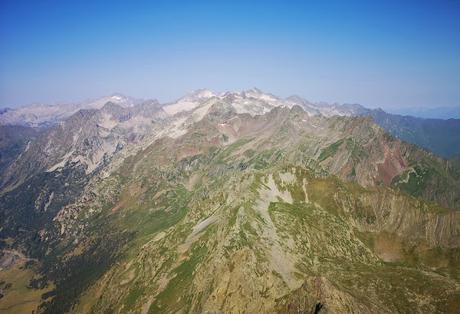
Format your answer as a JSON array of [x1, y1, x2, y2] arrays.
[[376, 142, 407, 185]]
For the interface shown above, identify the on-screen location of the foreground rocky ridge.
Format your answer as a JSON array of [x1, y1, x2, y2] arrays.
[[0, 90, 460, 313]]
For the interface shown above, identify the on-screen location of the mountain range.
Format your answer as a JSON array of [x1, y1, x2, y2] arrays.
[[0, 89, 459, 313], [389, 106, 460, 120], [2, 89, 460, 159]]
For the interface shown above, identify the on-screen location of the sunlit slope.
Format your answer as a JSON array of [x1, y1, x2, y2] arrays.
[[38, 105, 459, 313]]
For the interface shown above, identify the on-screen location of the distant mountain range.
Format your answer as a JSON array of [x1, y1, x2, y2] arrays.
[[0, 94, 142, 128], [2, 89, 460, 158], [0, 89, 459, 313], [389, 105, 460, 120]]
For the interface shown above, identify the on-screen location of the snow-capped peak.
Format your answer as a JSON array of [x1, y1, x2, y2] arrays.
[[241, 88, 279, 104], [186, 89, 216, 100], [110, 94, 125, 102]]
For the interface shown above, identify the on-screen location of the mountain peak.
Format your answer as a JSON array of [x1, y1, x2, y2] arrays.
[[108, 93, 129, 102], [187, 89, 216, 99], [242, 88, 279, 102], [286, 95, 311, 105]]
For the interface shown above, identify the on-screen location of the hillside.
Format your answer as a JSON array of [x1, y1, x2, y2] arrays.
[[0, 90, 459, 313]]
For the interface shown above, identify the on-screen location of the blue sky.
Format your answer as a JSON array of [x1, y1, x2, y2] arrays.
[[0, 0, 459, 110]]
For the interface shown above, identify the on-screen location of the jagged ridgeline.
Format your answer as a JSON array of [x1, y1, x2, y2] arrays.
[[0, 90, 459, 313]]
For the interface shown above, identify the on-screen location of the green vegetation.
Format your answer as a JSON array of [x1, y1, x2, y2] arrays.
[[212, 137, 253, 163], [394, 164, 432, 197], [318, 139, 344, 161], [149, 245, 208, 313], [123, 285, 144, 309]]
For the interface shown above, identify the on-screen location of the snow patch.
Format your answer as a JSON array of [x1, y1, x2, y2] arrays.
[[163, 100, 200, 115]]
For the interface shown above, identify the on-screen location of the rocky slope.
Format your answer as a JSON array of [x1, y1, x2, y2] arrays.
[[0, 125, 41, 175], [1, 90, 460, 313], [3, 89, 460, 158], [0, 94, 140, 128]]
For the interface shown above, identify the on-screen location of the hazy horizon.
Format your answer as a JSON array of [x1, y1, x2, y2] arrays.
[[1, 0, 459, 112], [2, 87, 460, 120]]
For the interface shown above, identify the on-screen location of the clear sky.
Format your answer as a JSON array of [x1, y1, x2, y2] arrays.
[[0, 0, 459, 110]]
